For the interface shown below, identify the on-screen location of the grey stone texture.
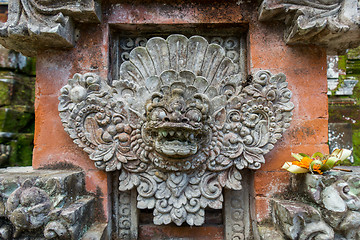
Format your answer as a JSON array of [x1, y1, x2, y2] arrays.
[[268, 168, 360, 240], [259, 0, 360, 55], [0, 0, 101, 56], [0, 45, 35, 168], [0, 167, 104, 239]]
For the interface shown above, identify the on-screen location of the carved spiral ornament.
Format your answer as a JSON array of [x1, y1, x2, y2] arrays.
[[59, 34, 294, 226]]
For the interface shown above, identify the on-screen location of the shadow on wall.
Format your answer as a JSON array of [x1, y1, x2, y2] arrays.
[[0, 45, 36, 167]]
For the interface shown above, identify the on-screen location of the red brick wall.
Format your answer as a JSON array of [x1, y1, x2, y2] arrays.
[[33, 0, 328, 223], [0, 5, 7, 23], [249, 18, 328, 221]]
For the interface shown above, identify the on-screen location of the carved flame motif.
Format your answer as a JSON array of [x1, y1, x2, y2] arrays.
[[59, 34, 294, 226]]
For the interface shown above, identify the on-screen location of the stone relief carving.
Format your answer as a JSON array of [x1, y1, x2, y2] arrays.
[[259, 0, 360, 54], [118, 36, 242, 74], [271, 199, 335, 240], [224, 189, 248, 239], [0, 168, 99, 239], [116, 189, 138, 239], [0, 0, 101, 56], [264, 170, 360, 239], [59, 34, 294, 226], [6, 180, 52, 237]]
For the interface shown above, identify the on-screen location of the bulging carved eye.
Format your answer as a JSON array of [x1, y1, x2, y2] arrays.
[[151, 108, 167, 121], [186, 109, 202, 122]]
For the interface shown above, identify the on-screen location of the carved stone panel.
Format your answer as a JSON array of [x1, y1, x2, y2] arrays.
[[0, 167, 100, 239], [0, 0, 101, 56], [259, 0, 360, 54], [59, 34, 294, 227], [224, 171, 253, 240]]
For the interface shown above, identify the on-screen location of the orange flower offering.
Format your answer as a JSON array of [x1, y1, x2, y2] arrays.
[[282, 149, 352, 174]]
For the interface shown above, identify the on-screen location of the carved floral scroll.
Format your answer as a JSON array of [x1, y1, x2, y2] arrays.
[[259, 0, 360, 54], [0, 0, 101, 56], [59, 34, 294, 226]]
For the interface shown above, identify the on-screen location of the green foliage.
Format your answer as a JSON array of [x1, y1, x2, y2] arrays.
[[353, 129, 360, 165], [0, 70, 35, 167], [8, 134, 34, 167], [330, 48, 360, 165]]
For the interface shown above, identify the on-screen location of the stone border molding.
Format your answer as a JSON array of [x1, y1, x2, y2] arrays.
[[0, 0, 101, 56], [259, 0, 360, 54]]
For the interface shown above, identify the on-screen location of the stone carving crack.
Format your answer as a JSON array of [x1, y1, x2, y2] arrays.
[[59, 34, 294, 226]]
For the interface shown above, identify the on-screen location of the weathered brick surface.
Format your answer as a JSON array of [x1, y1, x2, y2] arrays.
[[32, 0, 328, 226], [248, 10, 328, 222]]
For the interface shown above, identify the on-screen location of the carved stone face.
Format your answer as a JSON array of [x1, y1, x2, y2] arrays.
[[139, 72, 212, 170], [59, 34, 294, 226], [145, 92, 204, 157]]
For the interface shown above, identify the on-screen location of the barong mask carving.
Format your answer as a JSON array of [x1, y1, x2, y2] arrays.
[[59, 34, 294, 226]]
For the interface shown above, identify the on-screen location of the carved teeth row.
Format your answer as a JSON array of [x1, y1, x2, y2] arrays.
[[158, 130, 195, 139], [155, 140, 198, 156]]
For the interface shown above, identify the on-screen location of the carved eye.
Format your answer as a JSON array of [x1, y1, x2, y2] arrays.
[[150, 108, 166, 121], [186, 109, 202, 122]]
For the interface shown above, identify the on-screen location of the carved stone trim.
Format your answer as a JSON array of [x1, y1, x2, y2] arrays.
[[118, 189, 138, 240], [328, 78, 359, 95], [271, 199, 334, 240], [266, 168, 360, 239], [259, 0, 360, 54], [59, 34, 294, 226], [224, 188, 249, 239], [0, 0, 101, 56]]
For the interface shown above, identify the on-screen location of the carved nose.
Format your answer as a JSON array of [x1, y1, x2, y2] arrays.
[[181, 117, 189, 123]]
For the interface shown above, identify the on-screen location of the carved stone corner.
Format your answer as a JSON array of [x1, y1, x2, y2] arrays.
[[269, 167, 360, 239], [0, 0, 101, 56], [259, 0, 360, 54], [0, 167, 105, 239]]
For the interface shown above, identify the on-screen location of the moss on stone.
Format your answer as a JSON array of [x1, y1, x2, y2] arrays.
[[329, 48, 360, 166], [0, 81, 12, 106], [353, 130, 360, 165], [0, 108, 34, 133], [7, 134, 33, 167]]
